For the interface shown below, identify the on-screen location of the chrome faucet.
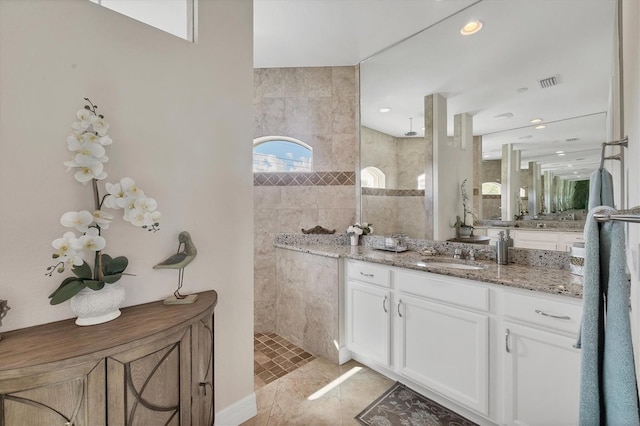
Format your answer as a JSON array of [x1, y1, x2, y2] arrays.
[[468, 249, 476, 261], [453, 248, 462, 260]]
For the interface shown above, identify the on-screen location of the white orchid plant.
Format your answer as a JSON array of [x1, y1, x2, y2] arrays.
[[347, 222, 373, 236], [460, 178, 477, 227], [46, 99, 160, 305]]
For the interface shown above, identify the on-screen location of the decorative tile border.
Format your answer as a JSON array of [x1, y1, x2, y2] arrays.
[[362, 188, 425, 197], [253, 171, 355, 186]]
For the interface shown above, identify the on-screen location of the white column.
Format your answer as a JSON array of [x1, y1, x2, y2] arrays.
[[501, 144, 521, 221]]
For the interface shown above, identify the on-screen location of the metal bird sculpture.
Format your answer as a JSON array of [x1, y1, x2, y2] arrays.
[[154, 231, 198, 303]]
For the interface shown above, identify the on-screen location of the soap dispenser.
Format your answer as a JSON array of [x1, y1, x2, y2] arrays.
[[496, 231, 509, 265]]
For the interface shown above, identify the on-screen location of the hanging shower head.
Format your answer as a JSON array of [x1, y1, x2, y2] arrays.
[[405, 117, 417, 136]]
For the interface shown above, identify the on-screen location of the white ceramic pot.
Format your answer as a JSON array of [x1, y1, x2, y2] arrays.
[[350, 234, 359, 246], [69, 283, 125, 326], [458, 226, 473, 238]]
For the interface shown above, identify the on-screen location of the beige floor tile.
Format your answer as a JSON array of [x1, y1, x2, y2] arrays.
[[339, 373, 395, 424], [266, 377, 343, 425], [242, 380, 279, 426], [283, 357, 341, 381]]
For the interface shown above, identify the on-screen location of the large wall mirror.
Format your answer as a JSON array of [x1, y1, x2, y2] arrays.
[[359, 0, 618, 247]]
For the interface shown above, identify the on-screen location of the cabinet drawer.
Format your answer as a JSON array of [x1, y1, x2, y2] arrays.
[[503, 291, 582, 334], [395, 270, 489, 312], [347, 261, 391, 287]]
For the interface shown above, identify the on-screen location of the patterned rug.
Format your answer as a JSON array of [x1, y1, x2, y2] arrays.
[[355, 382, 478, 426]]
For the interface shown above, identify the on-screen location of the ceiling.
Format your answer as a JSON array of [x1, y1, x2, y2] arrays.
[[254, 0, 617, 180]]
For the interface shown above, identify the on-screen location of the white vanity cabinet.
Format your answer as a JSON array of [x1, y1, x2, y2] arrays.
[[499, 291, 582, 426], [343, 259, 583, 425], [345, 261, 392, 366], [395, 270, 490, 416], [512, 230, 560, 250], [559, 232, 584, 252]]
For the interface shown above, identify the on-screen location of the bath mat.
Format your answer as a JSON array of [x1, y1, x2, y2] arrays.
[[355, 382, 478, 426]]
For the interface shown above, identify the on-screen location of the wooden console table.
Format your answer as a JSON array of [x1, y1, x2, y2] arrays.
[[0, 290, 217, 426]]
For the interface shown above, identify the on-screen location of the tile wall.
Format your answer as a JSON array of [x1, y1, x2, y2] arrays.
[[253, 66, 359, 332], [360, 126, 427, 238]]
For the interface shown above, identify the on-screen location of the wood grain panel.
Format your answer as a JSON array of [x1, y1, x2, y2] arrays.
[[0, 359, 105, 426], [1, 291, 216, 426], [0, 291, 217, 375]]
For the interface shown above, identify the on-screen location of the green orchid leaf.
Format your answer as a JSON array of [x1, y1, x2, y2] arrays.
[[85, 280, 105, 291], [102, 273, 122, 284], [72, 261, 92, 279], [49, 280, 86, 305], [100, 253, 113, 267], [105, 256, 128, 275], [49, 276, 80, 298]]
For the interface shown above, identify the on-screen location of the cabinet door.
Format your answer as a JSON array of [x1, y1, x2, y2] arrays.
[[107, 327, 191, 426], [0, 360, 106, 426], [503, 321, 580, 426], [559, 232, 584, 252], [346, 280, 391, 366], [396, 295, 489, 415], [513, 231, 559, 250], [192, 313, 215, 426]]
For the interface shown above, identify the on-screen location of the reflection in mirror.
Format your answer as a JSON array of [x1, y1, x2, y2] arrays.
[[359, 0, 617, 247]]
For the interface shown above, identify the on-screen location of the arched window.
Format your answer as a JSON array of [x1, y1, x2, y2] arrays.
[[361, 167, 386, 189], [253, 136, 312, 172], [482, 182, 501, 195]]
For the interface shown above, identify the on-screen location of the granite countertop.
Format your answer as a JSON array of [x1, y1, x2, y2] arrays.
[[274, 243, 584, 299], [474, 222, 584, 232]]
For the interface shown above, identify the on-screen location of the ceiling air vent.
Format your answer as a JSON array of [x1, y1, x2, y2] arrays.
[[566, 138, 579, 142], [538, 75, 559, 89]]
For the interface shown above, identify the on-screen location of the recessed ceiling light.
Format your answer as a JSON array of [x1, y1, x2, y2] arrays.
[[379, 107, 391, 113], [516, 87, 528, 94], [556, 151, 564, 154], [530, 118, 543, 124], [567, 164, 573, 167], [460, 20, 483, 35], [573, 171, 578, 174], [535, 124, 546, 129]]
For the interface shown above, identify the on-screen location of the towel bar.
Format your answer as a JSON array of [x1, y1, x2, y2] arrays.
[[599, 136, 628, 170], [594, 206, 640, 223]]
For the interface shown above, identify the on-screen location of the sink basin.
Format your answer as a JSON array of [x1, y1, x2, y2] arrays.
[[417, 258, 486, 270], [421, 262, 485, 270]]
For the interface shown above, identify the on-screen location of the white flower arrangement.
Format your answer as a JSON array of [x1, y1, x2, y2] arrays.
[[46, 99, 160, 305], [347, 222, 373, 236]]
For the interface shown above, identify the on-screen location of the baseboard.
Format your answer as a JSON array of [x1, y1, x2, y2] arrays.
[[214, 392, 257, 426], [339, 346, 352, 364]]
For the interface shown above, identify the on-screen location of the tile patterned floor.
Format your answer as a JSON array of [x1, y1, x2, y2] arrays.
[[243, 333, 395, 426], [254, 333, 316, 388]]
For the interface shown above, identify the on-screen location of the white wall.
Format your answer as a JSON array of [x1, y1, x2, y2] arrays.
[[0, 0, 254, 415], [621, 0, 640, 372]]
